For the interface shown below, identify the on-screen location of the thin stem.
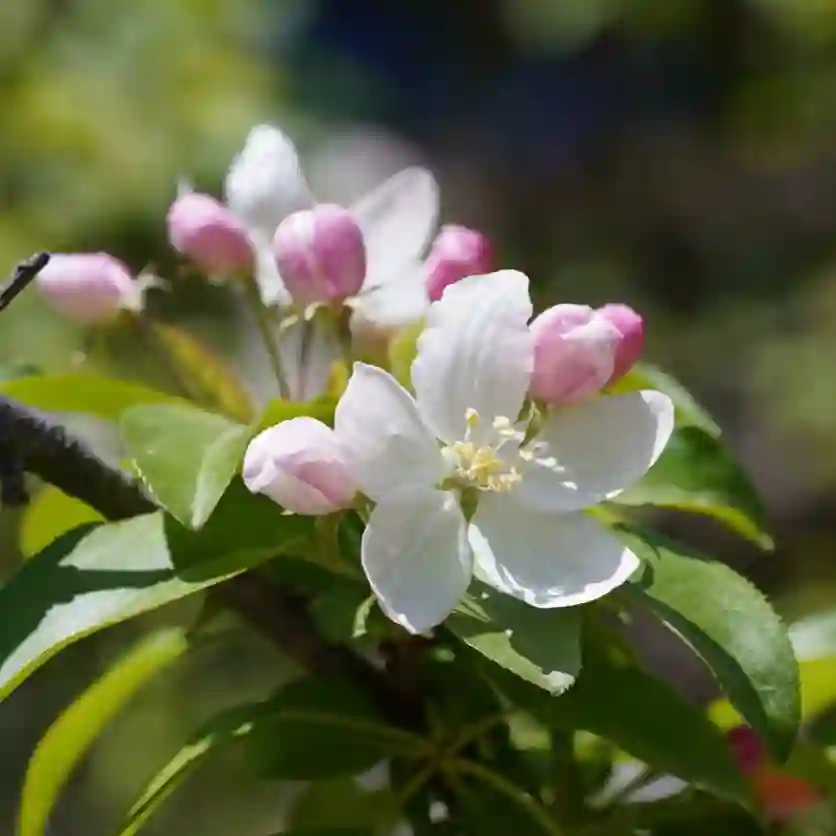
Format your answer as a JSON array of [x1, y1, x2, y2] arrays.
[[454, 757, 565, 836], [242, 272, 290, 399]]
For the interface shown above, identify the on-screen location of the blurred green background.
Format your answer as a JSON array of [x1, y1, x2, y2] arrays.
[[4, 0, 836, 832]]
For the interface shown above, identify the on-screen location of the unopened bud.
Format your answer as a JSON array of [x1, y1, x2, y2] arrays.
[[243, 417, 357, 515], [273, 204, 366, 306], [598, 303, 644, 383], [167, 193, 252, 276], [36, 253, 147, 325], [529, 304, 622, 405], [425, 225, 493, 302]]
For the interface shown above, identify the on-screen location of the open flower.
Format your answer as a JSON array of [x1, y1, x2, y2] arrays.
[[334, 270, 674, 633], [225, 124, 440, 329]]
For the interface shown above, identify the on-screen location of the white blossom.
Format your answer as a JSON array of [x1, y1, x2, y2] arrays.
[[334, 271, 674, 634]]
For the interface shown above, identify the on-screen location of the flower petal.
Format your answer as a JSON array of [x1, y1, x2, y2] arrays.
[[351, 167, 439, 290], [470, 495, 640, 608], [411, 270, 534, 444], [514, 390, 675, 513], [350, 265, 429, 330], [334, 363, 446, 501], [363, 488, 471, 633], [225, 124, 314, 235], [251, 232, 292, 307]]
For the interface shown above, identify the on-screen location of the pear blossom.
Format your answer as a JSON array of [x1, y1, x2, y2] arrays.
[[36, 253, 156, 325], [224, 124, 440, 327], [334, 271, 674, 633]]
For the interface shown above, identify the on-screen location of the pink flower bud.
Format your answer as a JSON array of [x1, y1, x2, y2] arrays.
[[529, 304, 622, 405], [243, 417, 357, 515], [36, 253, 145, 325], [167, 193, 253, 276], [273, 204, 366, 306], [598, 303, 644, 383], [425, 225, 493, 302]]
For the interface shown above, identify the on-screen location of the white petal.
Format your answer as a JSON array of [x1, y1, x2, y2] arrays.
[[251, 232, 291, 307], [363, 488, 471, 633], [351, 167, 439, 290], [514, 390, 675, 513], [225, 124, 314, 235], [277, 316, 341, 401], [334, 363, 446, 501], [350, 265, 429, 330], [471, 495, 640, 608], [411, 271, 534, 444]]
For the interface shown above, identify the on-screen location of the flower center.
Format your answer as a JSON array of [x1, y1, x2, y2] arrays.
[[441, 409, 525, 493]]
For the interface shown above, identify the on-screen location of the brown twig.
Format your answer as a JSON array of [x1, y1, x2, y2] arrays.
[[0, 252, 50, 314]]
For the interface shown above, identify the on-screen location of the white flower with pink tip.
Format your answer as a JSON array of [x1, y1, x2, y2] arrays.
[[333, 271, 674, 634]]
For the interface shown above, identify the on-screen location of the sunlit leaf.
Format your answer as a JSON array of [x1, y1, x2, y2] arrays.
[[448, 581, 581, 695], [614, 427, 773, 550], [0, 482, 315, 701], [149, 322, 255, 423], [121, 402, 250, 529], [624, 527, 800, 761], [0, 373, 181, 420], [20, 485, 104, 558], [18, 628, 188, 836]]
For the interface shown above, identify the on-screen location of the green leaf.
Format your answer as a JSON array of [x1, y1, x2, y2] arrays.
[[18, 628, 188, 836], [0, 373, 181, 420], [20, 485, 104, 558], [448, 581, 581, 695], [115, 677, 427, 836], [148, 322, 255, 423], [244, 675, 430, 780], [452, 759, 565, 835], [0, 481, 316, 701], [624, 527, 800, 761], [269, 830, 372, 836], [310, 584, 380, 643], [113, 700, 261, 836], [288, 779, 400, 834], [121, 403, 250, 529], [488, 640, 749, 803], [614, 427, 773, 550], [608, 362, 721, 437]]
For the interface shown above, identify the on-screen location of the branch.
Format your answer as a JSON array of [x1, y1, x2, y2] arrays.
[[0, 252, 50, 313]]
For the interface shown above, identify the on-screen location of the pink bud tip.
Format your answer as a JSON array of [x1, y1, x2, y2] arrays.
[[528, 304, 623, 405], [35, 252, 141, 325], [273, 204, 366, 306], [243, 417, 357, 515], [167, 193, 253, 276], [597, 303, 644, 383], [726, 725, 768, 775], [425, 224, 493, 302]]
